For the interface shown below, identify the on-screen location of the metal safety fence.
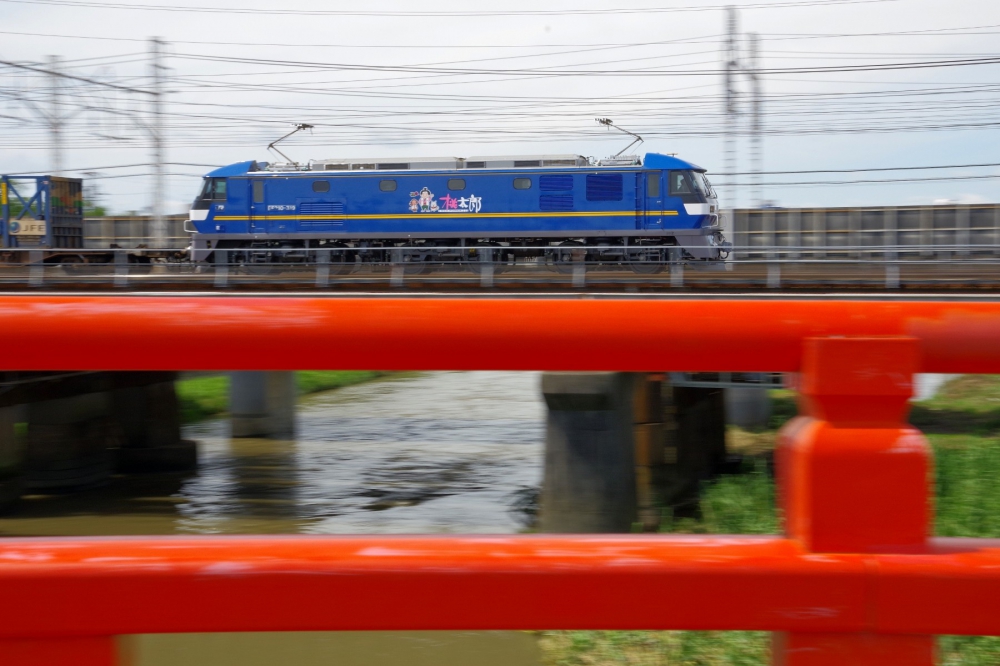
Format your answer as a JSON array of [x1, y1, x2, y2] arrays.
[[3, 244, 1000, 291], [1, 297, 1000, 665]]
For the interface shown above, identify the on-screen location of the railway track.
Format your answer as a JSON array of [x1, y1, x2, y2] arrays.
[[3, 246, 1000, 292]]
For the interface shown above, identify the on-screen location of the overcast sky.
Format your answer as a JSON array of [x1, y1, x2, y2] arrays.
[[1, 0, 998, 214]]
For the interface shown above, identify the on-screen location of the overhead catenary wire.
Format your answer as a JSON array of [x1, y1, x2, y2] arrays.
[[1, 4, 999, 212], [0, 0, 900, 17], [169, 52, 1000, 77]]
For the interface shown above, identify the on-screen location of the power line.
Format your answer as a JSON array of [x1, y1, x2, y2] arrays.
[[714, 173, 1000, 186], [0, 58, 152, 94], [21, 161, 219, 171], [721, 162, 1000, 176], [0, 29, 724, 50], [170, 52, 1000, 77], [5, 21, 1000, 49], [0, 0, 898, 18]]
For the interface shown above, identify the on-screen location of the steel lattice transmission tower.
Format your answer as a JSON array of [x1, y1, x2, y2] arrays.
[[722, 9, 766, 211], [724, 7, 740, 211], [748, 32, 762, 208], [149, 37, 166, 248], [0, 46, 168, 246]]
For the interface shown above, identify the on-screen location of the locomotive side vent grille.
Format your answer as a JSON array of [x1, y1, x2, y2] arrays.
[[540, 195, 574, 212], [539, 175, 574, 191], [586, 173, 624, 201], [299, 202, 345, 215]]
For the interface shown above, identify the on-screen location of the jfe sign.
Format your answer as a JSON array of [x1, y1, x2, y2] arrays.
[[9, 221, 46, 236]]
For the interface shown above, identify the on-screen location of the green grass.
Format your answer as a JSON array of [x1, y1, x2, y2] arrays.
[[539, 630, 769, 666], [176, 371, 393, 424], [176, 376, 230, 423], [541, 375, 1000, 666]]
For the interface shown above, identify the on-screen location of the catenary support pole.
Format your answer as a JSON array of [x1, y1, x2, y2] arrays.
[[724, 7, 739, 210], [48, 55, 63, 177], [749, 32, 762, 207], [149, 37, 166, 248]]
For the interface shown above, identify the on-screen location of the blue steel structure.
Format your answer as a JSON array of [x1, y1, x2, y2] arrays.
[[1, 175, 84, 253], [187, 152, 728, 272]]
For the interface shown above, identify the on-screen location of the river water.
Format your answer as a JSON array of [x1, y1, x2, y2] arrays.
[[0, 371, 546, 537], [0, 372, 951, 536], [0, 371, 955, 537], [0, 372, 549, 666], [0, 371, 960, 665]]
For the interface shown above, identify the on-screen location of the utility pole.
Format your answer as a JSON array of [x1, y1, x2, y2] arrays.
[[149, 37, 165, 247], [48, 55, 63, 176], [724, 7, 739, 211], [749, 32, 762, 207]]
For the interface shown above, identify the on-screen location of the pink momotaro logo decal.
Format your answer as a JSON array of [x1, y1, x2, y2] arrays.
[[408, 187, 481, 213]]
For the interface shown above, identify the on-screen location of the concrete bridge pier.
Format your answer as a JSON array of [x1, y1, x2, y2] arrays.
[[0, 405, 26, 511], [664, 385, 728, 516], [111, 372, 198, 472], [229, 372, 296, 439], [539, 372, 640, 533], [632, 374, 667, 531], [25, 391, 115, 490], [724, 387, 772, 429], [540, 372, 732, 531]]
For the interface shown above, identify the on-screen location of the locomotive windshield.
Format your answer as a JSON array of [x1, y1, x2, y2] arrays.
[[692, 171, 716, 198]]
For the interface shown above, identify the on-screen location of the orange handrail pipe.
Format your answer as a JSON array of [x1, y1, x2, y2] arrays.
[[3, 296, 1000, 665], [0, 295, 999, 372], [0, 535, 998, 638]]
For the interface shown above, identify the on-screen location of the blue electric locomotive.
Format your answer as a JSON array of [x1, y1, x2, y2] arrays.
[[186, 151, 728, 273]]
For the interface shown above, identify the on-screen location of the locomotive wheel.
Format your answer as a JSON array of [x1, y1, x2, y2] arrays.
[[464, 242, 504, 275], [397, 250, 428, 276], [627, 244, 666, 275], [240, 251, 279, 276], [323, 244, 354, 276], [128, 255, 154, 275], [58, 255, 87, 275], [550, 240, 586, 274]]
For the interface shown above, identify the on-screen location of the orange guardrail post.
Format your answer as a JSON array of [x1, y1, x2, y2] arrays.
[[774, 336, 935, 665]]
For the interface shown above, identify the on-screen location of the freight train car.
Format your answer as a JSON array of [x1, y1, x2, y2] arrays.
[[1, 175, 177, 267], [1, 175, 84, 260], [187, 152, 729, 273]]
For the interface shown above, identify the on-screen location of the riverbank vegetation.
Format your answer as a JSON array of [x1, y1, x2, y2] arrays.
[[540, 374, 1000, 666], [176, 371, 392, 423]]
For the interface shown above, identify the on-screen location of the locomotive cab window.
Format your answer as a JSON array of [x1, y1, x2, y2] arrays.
[[447, 179, 466, 191], [513, 178, 531, 190], [312, 180, 330, 193], [252, 180, 264, 204], [379, 180, 397, 192], [669, 171, 693, 195], [201, 178, 228, 201], [668, 170, 704, 203]]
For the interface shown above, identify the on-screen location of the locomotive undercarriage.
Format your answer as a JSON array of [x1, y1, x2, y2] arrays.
[[206, 235, 726, 276]]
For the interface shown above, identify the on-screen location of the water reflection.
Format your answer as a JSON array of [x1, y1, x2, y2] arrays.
[[0, 372, 545, 537]]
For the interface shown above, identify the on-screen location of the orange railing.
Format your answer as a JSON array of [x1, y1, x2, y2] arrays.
[[3, 296, 1000, 665]]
